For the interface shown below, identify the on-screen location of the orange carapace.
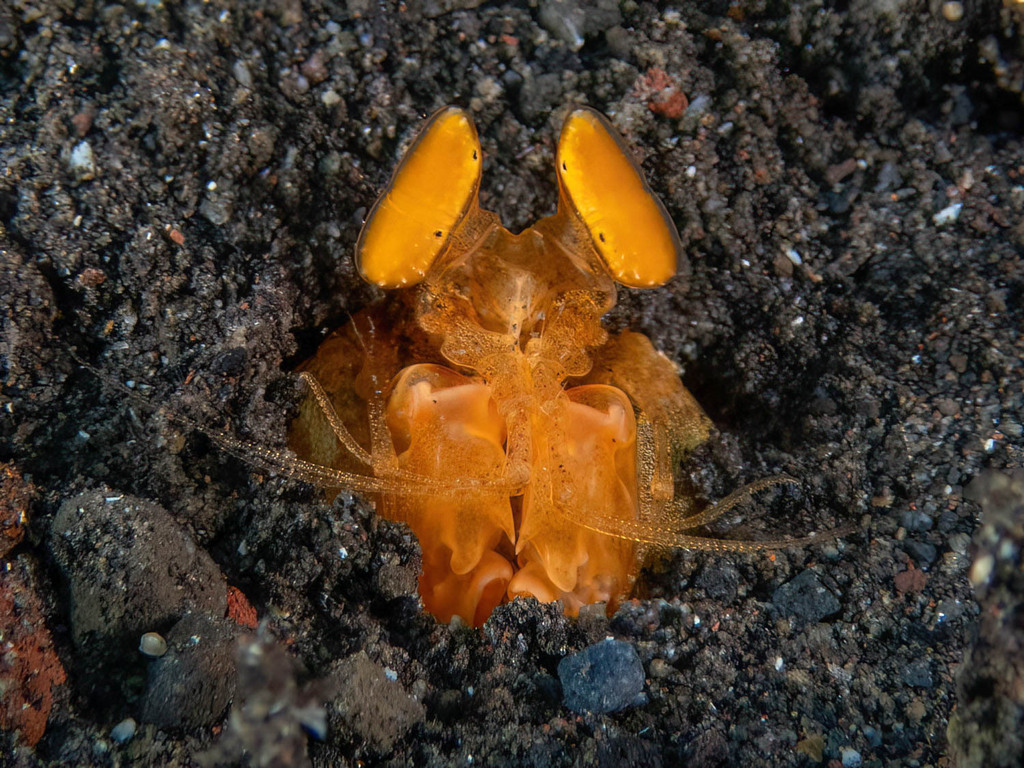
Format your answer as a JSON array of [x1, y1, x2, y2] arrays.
[[286, 106, 798, 626]]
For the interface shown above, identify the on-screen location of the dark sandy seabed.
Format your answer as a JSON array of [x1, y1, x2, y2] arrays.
[[2, 1, 1023, 766]]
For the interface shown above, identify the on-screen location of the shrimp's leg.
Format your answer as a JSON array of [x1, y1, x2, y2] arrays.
[[291, 312, 520, 496], [382, 363, 516, 625], [663, 476, 797, 530], [298, 371, 373, 466], [290, 310, 387, 483], [581, 330, 711, 505], [578, 331, 826, 551]]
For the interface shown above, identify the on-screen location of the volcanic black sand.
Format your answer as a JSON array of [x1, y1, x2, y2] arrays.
[[2, 1, 1023, 766]]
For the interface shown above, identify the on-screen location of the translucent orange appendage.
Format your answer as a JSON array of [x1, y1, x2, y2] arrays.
[[510, 385, 638, 615], [384, 365, 517, 621], [556, 108, 681, 287]]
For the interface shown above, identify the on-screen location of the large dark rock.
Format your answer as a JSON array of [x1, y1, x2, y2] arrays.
[[49, 489, 227, 649]]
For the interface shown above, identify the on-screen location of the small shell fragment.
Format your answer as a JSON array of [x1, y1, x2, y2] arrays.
[[139, 631, 168, 658]]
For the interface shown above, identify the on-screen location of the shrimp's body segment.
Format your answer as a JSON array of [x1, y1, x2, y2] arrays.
[[287, 107, 800, 626]]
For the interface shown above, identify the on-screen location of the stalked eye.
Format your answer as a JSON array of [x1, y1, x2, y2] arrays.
[[356, 106, 482, 288], [556, 108, 681, 288]]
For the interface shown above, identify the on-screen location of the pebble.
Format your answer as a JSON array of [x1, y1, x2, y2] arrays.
[[538, 0, 585, 49], [902, 659, 934, 689], [941, 2, 963, 22], [948, 531, 971, 555], [558, 638, 645, 714], [327, 652, 425, 752], [199, 193, 232, 226], [537, 0, 621, 50], [48, 491, 227, 650], [901, 508, 934, 532], [648, 658, 672, 679], [139, 632, 167, 658], [933, 202, 962, 226], [873, 161, 902, 193], [841, 746, 862, 767], [695, 564, 740, 603], [295, 702, 328, 740], [231, 60, 252, 89], [69, 141, 96, 181], [969, 553, 994, 587], [772, 569, 841, 624], [110, 717, 136, 743], [140, 614, 239, 729], [903, 539, 938, 566], [863, 725, 883, 747]]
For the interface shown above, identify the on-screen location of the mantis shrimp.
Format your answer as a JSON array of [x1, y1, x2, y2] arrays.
[[282, 106, 820, 627]]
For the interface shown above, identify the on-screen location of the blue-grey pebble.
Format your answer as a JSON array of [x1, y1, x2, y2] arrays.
[[110, 717, 136, 743], [902, 539, 938, 565], [772, 569, 841, 624], [902, 659, 934, 689], [841, 746, 862, 767], [558, 639, 645, 714]]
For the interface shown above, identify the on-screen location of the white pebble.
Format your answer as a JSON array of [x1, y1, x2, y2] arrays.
[[69, 141, 96, 180], [969, 554, 993, 587], [139, 631, 168, 658], [232, 60, 252, 89], [111, 717, 136, 743], [783, 246, 803, 265], [941, 2, 963, 22], [932, 202, 962, 226], [295, 703, 328, 740]]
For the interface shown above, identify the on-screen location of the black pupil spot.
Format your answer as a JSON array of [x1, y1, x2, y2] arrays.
[[598, 232, 606, 242], [472, 150, 478, 160], [434, 230, 443, 237], [562, 162, 567, 171]]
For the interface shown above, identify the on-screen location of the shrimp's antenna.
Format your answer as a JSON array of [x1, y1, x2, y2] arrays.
[[347, 308, 368, 354], [70, 349, 522, 496]]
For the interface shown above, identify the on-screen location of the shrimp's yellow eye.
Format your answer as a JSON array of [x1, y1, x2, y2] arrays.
[[556, 108, 681, 288], [356, 106, 482, 288]]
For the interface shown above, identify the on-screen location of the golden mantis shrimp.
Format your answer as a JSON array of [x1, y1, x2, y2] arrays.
[[280, 106, 827, 627]]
